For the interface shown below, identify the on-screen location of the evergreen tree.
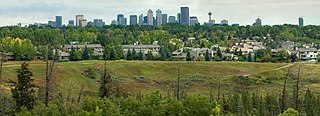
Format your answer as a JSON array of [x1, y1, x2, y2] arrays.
[[217, 47, 223, 59], [159, 46, 167, 61], [11, 62, 36, 111], [109, 47, 116, 60], [304, 89, 314, 116], [132, 48, 137, 60], [205, 49, 211, 61], [69, 46, 76, 61], [82, 45, 90, 60], [126, 49, 132, 60], [138, 50, 144, 60], [99, 61, 112, 98], [186, 51, 192, 61], [145, 51, 153, 60]]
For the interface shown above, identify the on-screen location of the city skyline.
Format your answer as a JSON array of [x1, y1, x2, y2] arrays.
[[0, 0, 320, 26]]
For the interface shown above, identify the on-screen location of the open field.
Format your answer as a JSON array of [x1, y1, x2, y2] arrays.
[[1, 61, 320, 99]]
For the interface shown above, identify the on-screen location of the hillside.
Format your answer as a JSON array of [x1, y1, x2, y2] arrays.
[[1, 61, 319, 99]]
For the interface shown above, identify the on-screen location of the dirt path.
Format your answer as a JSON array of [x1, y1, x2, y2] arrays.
[[243, 63, 295, 77]]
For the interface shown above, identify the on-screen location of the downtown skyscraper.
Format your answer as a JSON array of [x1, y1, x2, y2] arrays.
[[180, 7, 189, 25], [55, 16, 62, 27], [299, 17, 304, 26], [130, 15, 138, 25], [147, 9, 154, 25], [156, 9, 162, 26]]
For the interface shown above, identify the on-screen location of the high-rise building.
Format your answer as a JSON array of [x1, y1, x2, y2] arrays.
[[139, 14, 144, 25], [156, 9, 163, 26], [117, 14, 127, 26], [76, 15, 84, 27], [162, 14, 168, 24], [180, 7, 190, 25], [177, 13, 181, 24], [94, 19, 104, 27], [221, 20, 228, 25], [130, 15, 138, 25], [299, 17, 304, 26], [156, 9, 162, 26], [55, 16, 62, 27], [147, 9, 154, 25], [68, 20, 74, 27], [255, 17, 262, 26], [190, 16, 199, 26], [143, 16, 148, 24], [80, 19, 87, 27], [168, 16, 176, 23]]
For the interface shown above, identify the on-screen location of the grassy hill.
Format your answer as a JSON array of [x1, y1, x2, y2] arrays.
[[1, 61, 319, 99]]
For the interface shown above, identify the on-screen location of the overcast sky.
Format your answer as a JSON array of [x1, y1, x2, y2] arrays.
[[0, 0, 319, 26]]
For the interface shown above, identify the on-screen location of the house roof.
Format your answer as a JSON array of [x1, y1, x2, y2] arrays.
[[299, 48, 318, 52], [64, 44, 102, 49], [122, 45, 161, 49]]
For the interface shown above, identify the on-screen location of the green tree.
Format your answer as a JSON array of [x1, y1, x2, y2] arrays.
[[99, 62, 112, 98], [186, 51, 192, 61], [11, 62, 36, 111], [82, 45, 90, 60], [205, 49, 211, 61], [126, 49, 133, 60], [69, 46, 76, 61], [278, 108, 299, 116], [217, 47, 223, 59], [132, 49, 137, 60], [109, 47, 116, 60], [138, 50, 144, 60], [145, 51, 153, 60]]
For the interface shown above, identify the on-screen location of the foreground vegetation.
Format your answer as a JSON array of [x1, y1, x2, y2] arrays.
[[1, 61, 320, 115]]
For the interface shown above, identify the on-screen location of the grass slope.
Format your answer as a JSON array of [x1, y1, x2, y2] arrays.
[[1, 61, 319, 99]]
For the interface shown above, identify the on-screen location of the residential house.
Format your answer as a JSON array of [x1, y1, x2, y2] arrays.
[[298, 48, 319, 62], [122, 45, 161, 56]]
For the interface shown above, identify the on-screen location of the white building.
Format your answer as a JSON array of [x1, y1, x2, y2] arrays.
[[156, 9, 162, 26], [147, 9, 154, 25], [298, 48, 319, 62]]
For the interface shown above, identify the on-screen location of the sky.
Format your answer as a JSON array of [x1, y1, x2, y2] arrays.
[[0, 0, 320, 26]]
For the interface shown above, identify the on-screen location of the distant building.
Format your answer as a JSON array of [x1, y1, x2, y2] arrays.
[[138, 14, 144, 25], [221, 20, 228, 25], [299, 17, 304, 26], [162, 14, 167, 25], [48, 21, 55, 27], [156, 9, 162, 26], [94, 19, 104, 27], [80, 19, 87, 27], [117, 14, 127, 26], [55, 16, 62, 27], [143, 16, 148, 24], [180, 7, 190, 25], [111, 20, 118, 25], [76, 15, 84, 27], [130, 15, 138, 25], [168, 16, 176, 23], [255, 17, 262, 26], [68, 20, 74, 27], [177, 13, 181, 24], [147, 9, 154, 25], [189, 16, 199, 26]]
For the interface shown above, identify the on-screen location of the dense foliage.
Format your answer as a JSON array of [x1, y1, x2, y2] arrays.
[[1, 24, 320, 48]]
